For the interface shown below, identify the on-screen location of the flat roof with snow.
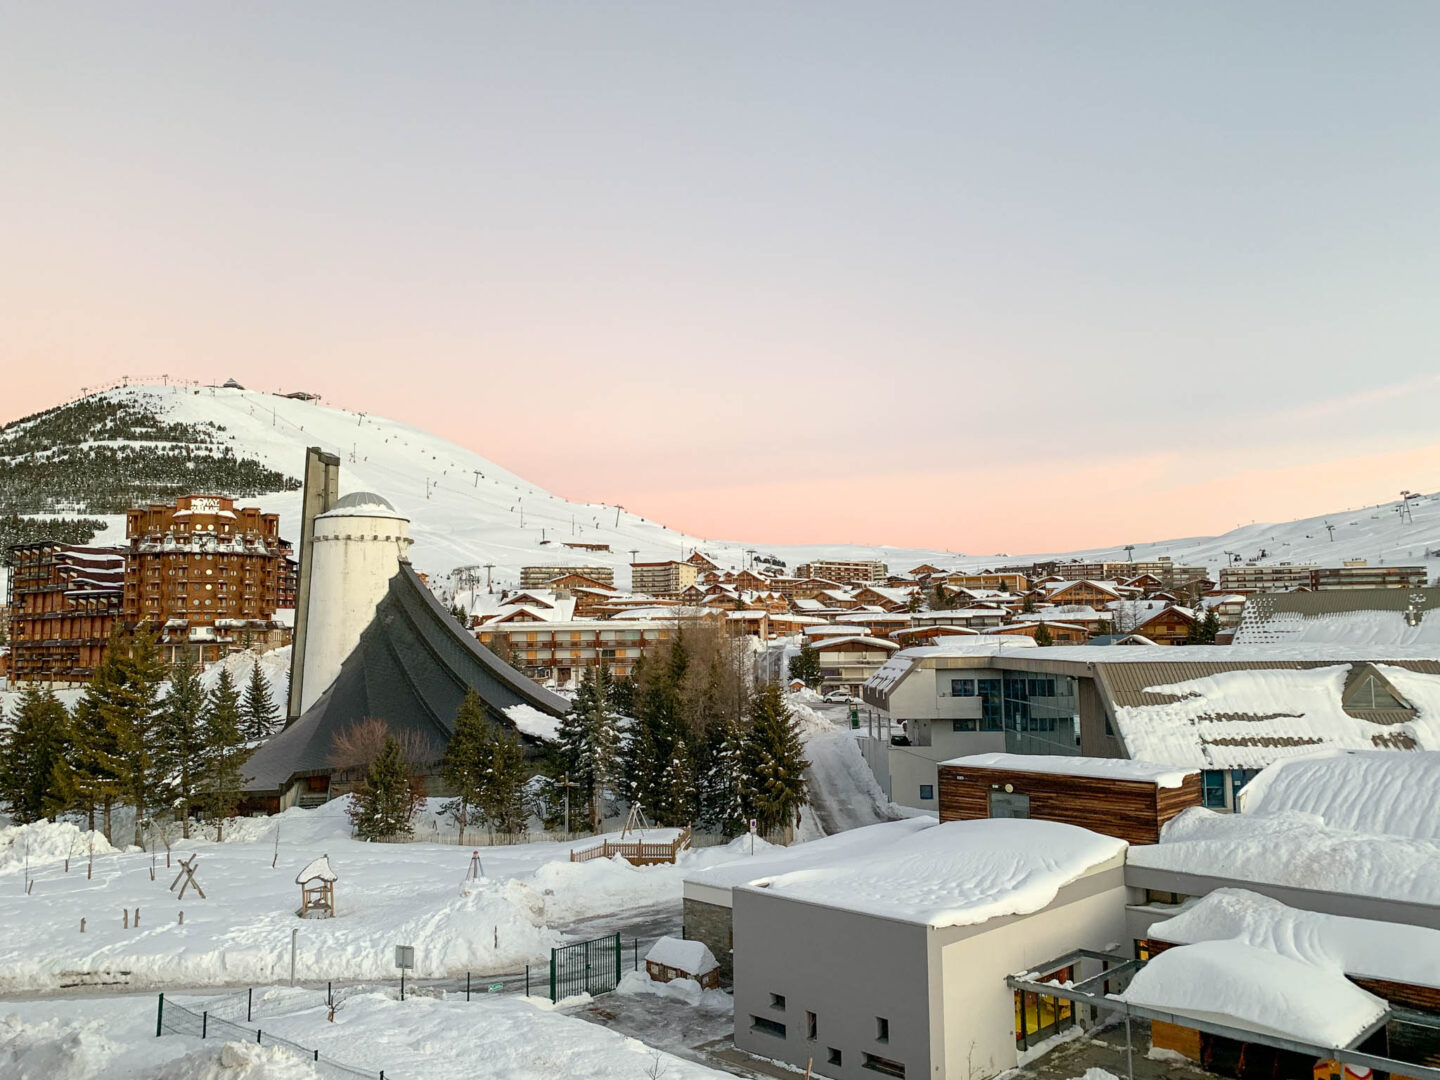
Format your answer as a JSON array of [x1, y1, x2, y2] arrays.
[[737, 818, 1126, 928], [941, 753, 1197, 789]]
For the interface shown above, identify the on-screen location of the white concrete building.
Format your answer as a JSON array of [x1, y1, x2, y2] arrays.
[[730, 818, 1130, 1080], [298, 491, 412, 713]]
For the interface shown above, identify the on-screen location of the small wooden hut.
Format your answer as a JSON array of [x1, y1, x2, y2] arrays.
[[296, 854, 337, 919], [645, 936, 721, 990]]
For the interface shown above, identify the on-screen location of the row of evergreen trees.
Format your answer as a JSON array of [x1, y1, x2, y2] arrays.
[[556, 629, 809, 837], [0, 626, 282, 842]]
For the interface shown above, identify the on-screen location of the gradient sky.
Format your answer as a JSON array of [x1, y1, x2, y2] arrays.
[[4, 2, 1438, 553]]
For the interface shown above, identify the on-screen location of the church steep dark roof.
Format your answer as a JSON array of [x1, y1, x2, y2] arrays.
[[243, 564, 569, 795]]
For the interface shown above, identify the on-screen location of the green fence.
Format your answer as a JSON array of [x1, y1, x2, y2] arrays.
[[549, 932, 622, 1003]]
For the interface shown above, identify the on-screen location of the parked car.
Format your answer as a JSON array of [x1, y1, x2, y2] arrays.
[[822, 691, 853, 704]]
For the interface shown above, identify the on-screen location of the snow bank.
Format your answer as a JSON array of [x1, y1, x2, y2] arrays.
[[0, 820, 116, 873], [1149, 888, 1440, 990], [1239, 751, 1440, 839], [155, 1044, 321, 1080], [743, 818, 1125, 927], [1120, 939, 1387, 1048], [1136, 806, 1440, 906], [0, 1014, 119, 1080], [942, 753, 1196, 788]]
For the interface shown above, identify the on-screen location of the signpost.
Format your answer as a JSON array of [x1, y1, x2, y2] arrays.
[[749, 818, 757, 856], [395, 945, 415, 1000]]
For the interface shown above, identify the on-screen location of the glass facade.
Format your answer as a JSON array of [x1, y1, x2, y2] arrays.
[[995, 669, 1081, 755]]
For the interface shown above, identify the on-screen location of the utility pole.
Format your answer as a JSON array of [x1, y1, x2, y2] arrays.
[[473, 470, 481, 487], [1124, 544, 1135, 563], [614, 506, 623, 528], [484, 564, 495, 594], [1325, 524, 1336, 542]]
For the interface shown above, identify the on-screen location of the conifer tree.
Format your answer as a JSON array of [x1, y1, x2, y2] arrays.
[[0, 684, 69, 824], [788, 641, 821, 688], [478, 726, 529, 835], [556, 665, 622, 831], [70, 624, 165, 844], [201, 666, 245, 824], [439, 689, 489, 837], [157, 653, 206, 838], [742, 683, 809, 834], [697, 712, 748, 836], [1032, 623, 1054, 648], [240, 660, 279, 741], [348, 735, 420, 839]]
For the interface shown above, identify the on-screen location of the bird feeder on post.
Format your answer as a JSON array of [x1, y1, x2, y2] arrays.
[[296, 854, 337, 919]]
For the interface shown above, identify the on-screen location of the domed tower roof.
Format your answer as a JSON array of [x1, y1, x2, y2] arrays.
[[318, 491, 404, 519]]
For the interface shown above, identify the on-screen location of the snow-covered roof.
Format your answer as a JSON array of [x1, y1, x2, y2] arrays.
[[685, 819, 934, 894], [318, 491, 406, 519], [942, 753, 1196, 789], [644, 936, 718, 976], [295, 855, 337, 884], [811, 635, 899, 652], [506, 703, 561, 743], [738, 818, 1126, 928], [1119, 939, 1387, 1048], [1149, 888, 1440, 990], [1130, 806, 1440, 906], [803, 624, 859, 637], [1237, 751, 1440, 840], [1111, 664, 1440, 770], [863, 637, 1035, 695]]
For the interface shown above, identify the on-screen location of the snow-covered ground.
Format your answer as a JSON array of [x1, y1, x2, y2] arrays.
[[0, 983, 735, 1080], [22, 384, 1440, 588], [0, 798, 767, 995]]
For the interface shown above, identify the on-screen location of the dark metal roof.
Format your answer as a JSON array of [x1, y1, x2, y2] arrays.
[[243, 564, 569, 794]]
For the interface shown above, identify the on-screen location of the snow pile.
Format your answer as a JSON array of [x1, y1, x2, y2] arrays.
[[743, 818, 1125, 927], [1149, 888, 1440, 989], [942, 753, 1196, 788], [1238, 751, 1440, 839], [1120, 939, 1387, 1048], [0, 1014, 118, 1080], [788, 695, 902, 834], [0, 820, 116, 873], [505, 703, 562, 743], [154, 1044, 320, 1080], [644, 936, 717, 976], [1112, 664, 1440, 769], [1135, 806, 1440, 905], [615, 968, 732, 1010]]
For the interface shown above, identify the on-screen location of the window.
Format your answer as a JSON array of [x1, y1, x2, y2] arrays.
[[751, 1016, 786, 1039], [918, 785, 934, 802], [953, 718, 976, 732], [862, 1053, 905, 1078], [876, 1017, 889, 1043], [770, 993, 787, 1010], [1201, 770, 1226, 809], [950, 678, 975, 697], [828, 1048, 843, 1067], [807, 1012, 817, 1040], [1230, 769, 1260, 803]]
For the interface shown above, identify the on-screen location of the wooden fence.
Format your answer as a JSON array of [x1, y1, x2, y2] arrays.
[[569, 826, 693, 866]]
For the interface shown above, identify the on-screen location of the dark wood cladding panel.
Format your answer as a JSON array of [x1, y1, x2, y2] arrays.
[[938, 764, 1200, 845]]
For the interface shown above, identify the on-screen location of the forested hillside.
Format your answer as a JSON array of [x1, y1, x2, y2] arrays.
[[0, 396, 298, 517]]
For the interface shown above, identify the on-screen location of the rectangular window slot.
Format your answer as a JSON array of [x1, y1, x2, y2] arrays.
[[770, 992, 787, 1010], [863, 1052, 905, 1077], [806, 1012, 817, 1040], [751, 1016, 787, 1039], [876, 1017, 890, 1043]]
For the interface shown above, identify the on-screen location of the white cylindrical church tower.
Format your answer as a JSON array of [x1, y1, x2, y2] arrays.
[[299, 491, 412, 714]]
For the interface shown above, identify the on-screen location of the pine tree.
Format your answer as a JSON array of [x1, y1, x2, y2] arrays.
[[201, 666, 245, 825], [742, 683, 809, 834], [71, 624, 165, 845], [240, 660, 279, 741], [556, 666, 622, 831], [348, 736, 420, 839], [157, 653, 207, 838], [479, 727, 529, 835], [0, 684, 69, 824], [1032, 623, 1054, 648], [788, 641, 821, 688], [698, 712, 748, 836], [439, 689, 490, 837]]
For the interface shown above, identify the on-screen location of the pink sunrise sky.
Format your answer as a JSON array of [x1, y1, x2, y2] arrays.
[[3, 3, 1438, 554]]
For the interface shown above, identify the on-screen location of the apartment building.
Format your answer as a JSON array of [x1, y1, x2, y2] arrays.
[[794, 559, 888, 584], [124, 494, 293, 664], [4, 542, 126, 684], [629, 560, 700, 596], [477, 618, 677, 683], [520, 564, 615, 588], [945, 572, 1029, 593], [1218, 562, 1428, 593]]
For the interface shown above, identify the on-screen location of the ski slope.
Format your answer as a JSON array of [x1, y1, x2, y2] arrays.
[[17, 384, 1440, 590]]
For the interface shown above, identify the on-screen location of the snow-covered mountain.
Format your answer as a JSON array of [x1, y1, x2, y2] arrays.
[[7, 383, 1440, 591]]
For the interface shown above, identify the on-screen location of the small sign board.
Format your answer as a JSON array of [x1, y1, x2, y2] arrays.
[[395, 945, 415, 970], [748, 819, 757, 834]]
